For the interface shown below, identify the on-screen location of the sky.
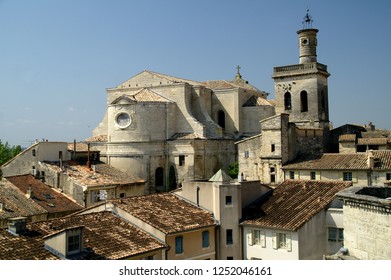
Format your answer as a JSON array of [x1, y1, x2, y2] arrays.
[[0, 0, 390, 147]]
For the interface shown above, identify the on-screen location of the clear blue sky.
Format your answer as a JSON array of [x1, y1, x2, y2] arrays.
[[1, 0, 390, 147]]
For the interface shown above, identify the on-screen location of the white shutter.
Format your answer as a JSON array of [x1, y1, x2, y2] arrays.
[[272, 232, 277, 249], [248, 231, 253, 246], [260, 231, 266, 248], [286, 234, 292, 252]]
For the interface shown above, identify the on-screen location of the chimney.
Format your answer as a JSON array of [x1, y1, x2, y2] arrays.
[[26, 185, 34, 198], [367, 150, 374, 169], [7, 217, 27, 235]]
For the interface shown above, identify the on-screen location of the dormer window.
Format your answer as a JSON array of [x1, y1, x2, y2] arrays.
[[44, 226, 84, 259]]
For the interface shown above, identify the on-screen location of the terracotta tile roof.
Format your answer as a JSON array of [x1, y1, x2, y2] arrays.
[[357, 138, 389, 146], [5, 175, 83, 214], [283, 151, 391, 171], [339, 134, 356, 142], [43, 161, 145, 188], [0, 179, 48, 221], [242, 96, 273, 107], [111, 193, 216, 234], [242, 180, 351, 231], [85, 135, 108, 142], [0, 211, 166, 260], [130, 88, 173, 103]]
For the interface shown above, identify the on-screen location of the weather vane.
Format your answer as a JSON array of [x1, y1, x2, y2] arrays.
[[302, 9, 313, 29]]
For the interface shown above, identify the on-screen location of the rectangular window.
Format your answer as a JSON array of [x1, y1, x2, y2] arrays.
[[273, 232, 291, 251], [179, 155, 185, 166], [175, 236, 183, 254], [252, 230, 265, 247], [310, 171, 316, 180], [328, 227, 337, 241], [387, 173, 391, 181], [67, 235, 80, 254], [343, 172, 353, 181], [32, 149, 36, 156], [244, 151, 249, 158], [328, 227, 344, 242], [226, 229, 233, 245], [202, 231, 210, 248], [289, 171, 295, 179], [225, 196, 232, 206], [271, 144, 275, 152], [270, 167, 276, 183]]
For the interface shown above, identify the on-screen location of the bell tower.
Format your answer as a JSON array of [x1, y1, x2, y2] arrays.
[[273, 10, 330, 129]]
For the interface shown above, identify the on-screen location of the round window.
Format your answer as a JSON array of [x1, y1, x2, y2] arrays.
[[115, 112, 131, 128]]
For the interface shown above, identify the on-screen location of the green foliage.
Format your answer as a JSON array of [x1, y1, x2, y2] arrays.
[[0, 140, 22, 166], [228, 162, 239, 179]]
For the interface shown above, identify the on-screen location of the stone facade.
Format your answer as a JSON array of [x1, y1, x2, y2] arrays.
[[90, 70, 273, 192], [337, 187, 391, 259]]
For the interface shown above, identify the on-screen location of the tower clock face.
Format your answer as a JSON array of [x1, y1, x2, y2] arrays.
[[115, 112, 132, 129], [301, 38, 309, 45]]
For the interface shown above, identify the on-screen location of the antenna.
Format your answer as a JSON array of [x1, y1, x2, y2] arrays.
[[302, 9, 313, 29]]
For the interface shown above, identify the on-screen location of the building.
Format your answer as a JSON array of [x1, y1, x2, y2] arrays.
[[0, 178, 47, 228], [79, 193, 217, 260], [176, 169, 270, 260], [335, 186, 391, 260], [241, 180, 351, 260], [0, 211, 167, 260], [5, 175, 83, 219], [282, 150, 391, 187], [236, 12, 329, 185], [1, 141, 145, 207]]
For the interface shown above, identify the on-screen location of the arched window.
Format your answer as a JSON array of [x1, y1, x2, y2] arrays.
[[155, 167, 164, 188], [167, 166, 177, 191], [284, 92, 292, 110], [300, 91, 308, 112], [217, 110, 226, 129]]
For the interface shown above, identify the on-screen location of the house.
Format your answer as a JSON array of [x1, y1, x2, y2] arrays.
[[241, 180, 351, 260], [0, 178, 48, 228], [176, 169, 270, 260], [0, 141, 146, 207], [79, 193, 217, 260], [282, 150, 391, 187], [5, 174, 83, 219], [0, 211, 167, 260], [335, 186, 391, 259]]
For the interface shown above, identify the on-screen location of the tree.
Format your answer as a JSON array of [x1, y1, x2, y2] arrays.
[[0, 140, 22, 166], [228, 162, 239, 179]]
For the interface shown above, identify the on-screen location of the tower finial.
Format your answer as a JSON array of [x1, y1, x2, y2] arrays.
[[235, 65, 242, 79], [302, 9, 313, 29]]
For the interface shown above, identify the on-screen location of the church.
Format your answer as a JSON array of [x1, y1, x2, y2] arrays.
[[89, 11, 330, 192]]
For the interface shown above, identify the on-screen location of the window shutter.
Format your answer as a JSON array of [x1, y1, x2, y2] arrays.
[[260, 231, 266, 248], [248, 231, 253, 246], [286, 234, 292, 252], [272, 232, 277, 249]]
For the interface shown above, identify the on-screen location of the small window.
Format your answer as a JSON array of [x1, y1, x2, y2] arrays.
[[225, 196, 232, 206], [175, 236, 183, 254], [284, 92, 292, 110], [278, 233, 287, 249], [252, 230, 265, 247], [32, 149, 36, 157], [179, 155, 185, 166], [202, 231, 210, 248], [119, 193, 126, 198], [244, 151, 249, 158], [67, 235, 81, 254], [226, 229, 233, 245], [310, 171, 316, 180], [227, 256, 234, 260], [271, 144, 275, 152], [289, 171, 295, 179], [386, 173, 391, 181], [300, 91, 308, 112], [343, 172, 353, 181], [272, 232, 291, 251], [328, 228, 344, 242]]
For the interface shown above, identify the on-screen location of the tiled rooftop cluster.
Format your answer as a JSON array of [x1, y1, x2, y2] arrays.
[[242, 180, 351, 230], [0, 211, 166, 260]]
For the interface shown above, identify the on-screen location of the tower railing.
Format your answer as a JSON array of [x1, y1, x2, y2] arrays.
[[273, 62, 328, 74]]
